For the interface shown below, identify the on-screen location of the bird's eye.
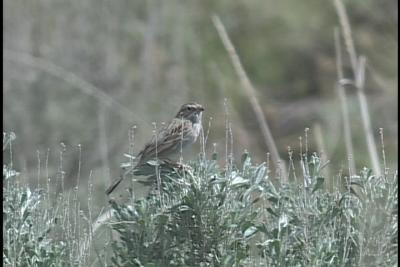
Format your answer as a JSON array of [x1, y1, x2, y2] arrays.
[[187, 106, 193, 111]]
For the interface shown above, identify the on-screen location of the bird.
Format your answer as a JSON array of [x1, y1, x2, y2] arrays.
[[105, 102, 205, 195]]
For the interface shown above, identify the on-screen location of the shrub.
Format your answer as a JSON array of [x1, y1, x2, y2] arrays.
[[3, 132, 397, 266], [107, 153, 398, 266]]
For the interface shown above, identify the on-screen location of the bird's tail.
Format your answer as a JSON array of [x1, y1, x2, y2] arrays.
[[105, 176, 124, 195]]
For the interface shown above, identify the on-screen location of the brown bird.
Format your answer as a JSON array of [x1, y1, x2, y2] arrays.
[[105, 102, 204, 195]]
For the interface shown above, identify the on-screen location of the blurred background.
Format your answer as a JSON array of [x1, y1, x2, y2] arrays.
[[3, 0, 398, 203]]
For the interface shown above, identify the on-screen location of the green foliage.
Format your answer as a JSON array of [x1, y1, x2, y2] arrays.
[[109, 156, 270, 266], [3, 133, 68, 266], [3, 132, 398, 266], [3, 186, 68, 266], [108, 153, 398, 266]]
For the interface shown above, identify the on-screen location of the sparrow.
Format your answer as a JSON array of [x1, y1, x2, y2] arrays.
[[105, 102, 204, 195]]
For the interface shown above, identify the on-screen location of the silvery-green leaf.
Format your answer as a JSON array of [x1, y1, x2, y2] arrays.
[[243, 226, 258, 239], [279, 213, 288, 229], [231, 176, 249, 186], [123, 153, 136, 159]]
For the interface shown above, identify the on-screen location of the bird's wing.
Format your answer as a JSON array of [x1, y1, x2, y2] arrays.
[[136, 119, 192, 165]]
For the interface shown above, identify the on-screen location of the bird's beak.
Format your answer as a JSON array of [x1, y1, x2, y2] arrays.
[[198, 106, 205, 111]]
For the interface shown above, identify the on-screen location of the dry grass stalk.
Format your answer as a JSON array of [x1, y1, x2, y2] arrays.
[[333, 0, 381, 176], [333, 0, 358, 73], [334, 28, 356, 176], [313, 123, 331, 189], [355, 56, 381, 176], [212, 15, 287, 181]]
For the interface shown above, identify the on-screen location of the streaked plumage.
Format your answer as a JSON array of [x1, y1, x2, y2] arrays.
[[106, 102, 204, 195]]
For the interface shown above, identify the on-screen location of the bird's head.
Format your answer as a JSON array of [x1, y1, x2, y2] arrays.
[[175, 102, 204, 123]]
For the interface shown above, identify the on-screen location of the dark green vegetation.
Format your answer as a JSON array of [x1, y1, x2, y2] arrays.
[[4, 133, 397, 266]]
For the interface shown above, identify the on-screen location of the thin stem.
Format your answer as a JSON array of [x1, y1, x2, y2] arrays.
[[334, 28, 356, 175], [212, 15, 287, 181], [313, 123, 331, 189], [355, 57, 381, 176], [333, 0, 358, 75], [36, 150, 41, 188], [379, 128, 388, 177], [333, 0, 381, 177], [287, 146, 297, 183], [224, 98, 229, 172]]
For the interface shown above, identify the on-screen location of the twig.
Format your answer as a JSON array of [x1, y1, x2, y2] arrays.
[[313, 123, 331, 189], [355, 56, 381, 176], [334, 28, 356, 176], [212, 15, 287, 181], [333, 0, 381, 176], [333, 0, 358, 75], [379, 128, 388, 177]]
